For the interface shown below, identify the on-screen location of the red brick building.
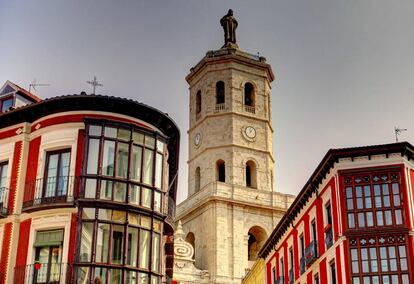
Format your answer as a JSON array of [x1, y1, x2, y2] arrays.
[[260, 143, 414, 284], [0, 82, 180, 284]]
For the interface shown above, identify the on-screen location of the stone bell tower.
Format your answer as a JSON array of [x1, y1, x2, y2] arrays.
[[174, 10, 294, 284]]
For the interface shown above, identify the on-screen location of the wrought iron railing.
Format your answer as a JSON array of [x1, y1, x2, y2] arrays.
[[325, 227, 334, 249], [23, 176, 76, 209], [14, 263, 72, 284], [0, 187, 9, 216], [300, 256, 306, 274], [304, 240, 318, 266], [215, 103, 225, 111], [244, 105, 255, 114], [288, 268, 294, 284]]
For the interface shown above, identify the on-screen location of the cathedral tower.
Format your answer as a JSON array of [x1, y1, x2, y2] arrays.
[[174, 10, 293, 284]]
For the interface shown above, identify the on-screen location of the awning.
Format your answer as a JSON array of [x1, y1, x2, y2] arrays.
[[34, 229, 64, 247]]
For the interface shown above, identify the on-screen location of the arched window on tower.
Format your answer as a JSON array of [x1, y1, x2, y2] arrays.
[[185, 232, 195, 260], [244, 83, 255, 114], [196, 90, 201, 119], [248, 226, 267, 262], [246, 160, 257, 188], [216, 81, 225, 107], [195, 167, 201, 193], [216, 160, 225, 182]]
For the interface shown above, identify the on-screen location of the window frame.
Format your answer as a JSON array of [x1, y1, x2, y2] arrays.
[[0, 95, 14, 112], [82, 122, 167, 212], [348, 235, 410, 284], [43, 149, 71, 198], [342, 170, 405, 230]]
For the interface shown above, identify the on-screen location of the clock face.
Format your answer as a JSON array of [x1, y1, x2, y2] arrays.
[[194, 133, 201, 146], [245, 126, 256, 139]]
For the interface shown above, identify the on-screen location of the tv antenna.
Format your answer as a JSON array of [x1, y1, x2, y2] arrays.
[[29, 79, 50, 93], [86, 76, 103, 94], [394, 126, 407, 142]]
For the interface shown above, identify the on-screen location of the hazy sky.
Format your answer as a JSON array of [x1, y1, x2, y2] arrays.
[[1, 1, 413, 203]]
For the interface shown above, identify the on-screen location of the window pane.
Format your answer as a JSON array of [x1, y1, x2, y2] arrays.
[[87, 139, 100, 174], [145, 136, 155, 149], [152, 233, 160, 272], [139, 230, 150, 269], [130, 185, 140, 205], [133, 132, 144, 145], [132, 146, 142, 181], [393, 194, 401, 206], [355, 186, 362, 197], [126, 271, 137, 284], [94, 267, 107, 284], [104, 127, 117, 138], [358, 213, 365, 227], [156, 140, 165, 153], [102, 141, 115, 176], [114, 182, 127, 202], [154, 153, 163, 188], [143, 149, 153, 185], [348, 213, 355, 228], [139, 273, 149, 284], [347, 199, 354, 210], [395, 209, 402, 225], [96, 223, 110, 263], [127, 227, 139, 266], [82, 208, 95, 219], [118, 128, 131, 141], [346, 187, 353, 198], [142, 187, 151, 208], [154, 191, 161, 212], [89, 125, 102, 136], [110, 269, 122, 284], [366, 212, 374, 227], [117, 143, 129, 178], [1, 98, 13, 112], [112, 225, 124, 264], [80, 223, 93, 262], [0, 163, 8, 188], [84, 178, 97, 199], [100, 180, 113, 200], [384, 210, 392, 225], [77, 267, 90, 283], [376, 211, 384, 226], [357, 198, 363, 209]]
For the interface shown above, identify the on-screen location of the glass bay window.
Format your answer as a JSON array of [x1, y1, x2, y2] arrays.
[[83, 123, 166, 213]]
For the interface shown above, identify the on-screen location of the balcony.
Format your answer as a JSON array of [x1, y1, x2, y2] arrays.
[[244, 105, 255, 114], [304, 240, 318, 266], [275, 276, 284, 284], [325, 227, 334, 249], [215, 103, 225, 112], [288, 268, 294, 284], [23, 176, 76, 211], [0, 187, 9, 217], [14, 263, 72, 284], [300, 256, 306, 274]]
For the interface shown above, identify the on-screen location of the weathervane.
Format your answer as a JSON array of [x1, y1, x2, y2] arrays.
[[86, 76, 103, 94], [394, 126, 407, 142]]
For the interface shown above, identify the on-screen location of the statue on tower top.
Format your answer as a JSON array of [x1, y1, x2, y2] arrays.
[[220, 9, 238, 49]]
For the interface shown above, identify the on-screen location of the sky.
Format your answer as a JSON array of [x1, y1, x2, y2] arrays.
[[1, 0, 413, 203]]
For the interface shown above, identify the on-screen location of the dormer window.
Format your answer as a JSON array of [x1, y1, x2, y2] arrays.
[[0, 97, 13, 112]]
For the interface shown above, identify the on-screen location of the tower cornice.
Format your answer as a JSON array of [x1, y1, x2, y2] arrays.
[[186, 48, 275, 84]]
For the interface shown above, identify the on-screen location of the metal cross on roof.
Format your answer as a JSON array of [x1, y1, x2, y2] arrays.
[[86, 76, 103, 94]]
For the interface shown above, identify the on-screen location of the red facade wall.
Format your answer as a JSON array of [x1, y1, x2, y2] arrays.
[[15, 219, 31, 267], [23, 137, 41, 202], [8, 141, 22, 213], [0, 223, 12, 284]]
